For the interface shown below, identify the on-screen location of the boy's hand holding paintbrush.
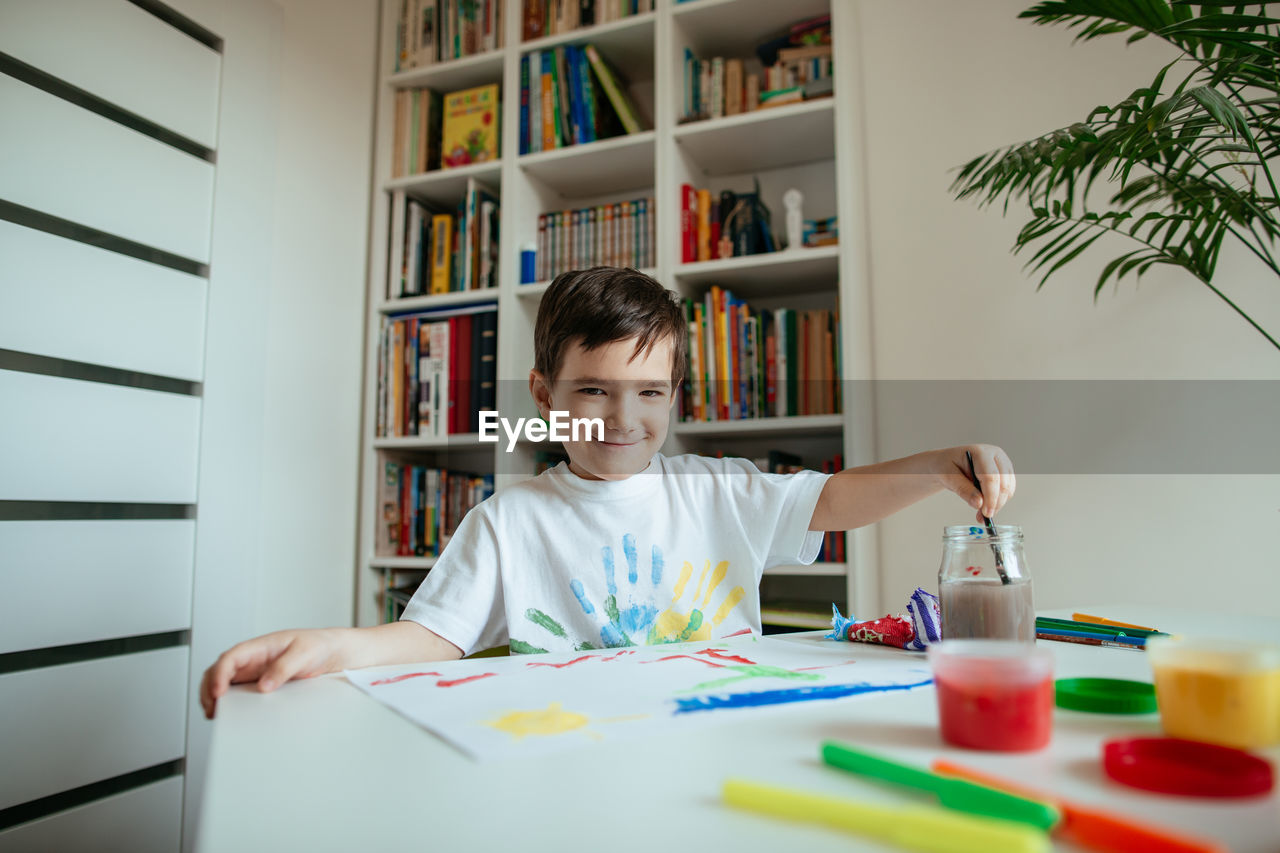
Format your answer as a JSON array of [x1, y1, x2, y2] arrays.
[[809, 443, 1015, 531]]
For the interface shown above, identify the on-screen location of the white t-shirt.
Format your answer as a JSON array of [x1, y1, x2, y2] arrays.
[[399, 453, 831, 656]]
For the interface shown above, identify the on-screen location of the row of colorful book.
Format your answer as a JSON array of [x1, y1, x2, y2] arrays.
[[522, 0, 653, 41], [392, 84, 500, 177], [519, 43, 644, 155], [680, 184, 779, 262], [680, 287, 841, 422], [377, 303, 497, 438], [679, 45, 832, 124], [395, 0, 505, 71], [376, 460, 495, 557], [387, 179, 500, 299], [534, 196, 654, 282]]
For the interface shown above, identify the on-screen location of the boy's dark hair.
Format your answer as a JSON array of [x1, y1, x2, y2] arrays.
[[535, 267, 687, 385]]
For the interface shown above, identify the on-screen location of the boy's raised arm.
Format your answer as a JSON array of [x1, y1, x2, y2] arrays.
[[200, 620, 461, 719], [808, 444, 1015, 532]]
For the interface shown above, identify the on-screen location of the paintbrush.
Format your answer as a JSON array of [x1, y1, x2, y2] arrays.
[[965, 450, 1010, 584]]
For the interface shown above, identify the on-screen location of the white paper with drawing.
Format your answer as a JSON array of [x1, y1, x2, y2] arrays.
[[343, 635, 933, 760]]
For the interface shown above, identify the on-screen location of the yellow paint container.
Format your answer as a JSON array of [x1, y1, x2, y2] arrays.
[[1146, 635, 1280, 750]]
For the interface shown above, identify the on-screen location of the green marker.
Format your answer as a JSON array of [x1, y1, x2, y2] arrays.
[[821, 742, 1061, 831]]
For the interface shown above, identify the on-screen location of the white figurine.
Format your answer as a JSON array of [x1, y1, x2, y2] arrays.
[[783, 188, 804, 250]]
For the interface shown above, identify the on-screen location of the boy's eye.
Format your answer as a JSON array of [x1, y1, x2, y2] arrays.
[[577, 387, 605, 396], [640, 389, 665, 397]]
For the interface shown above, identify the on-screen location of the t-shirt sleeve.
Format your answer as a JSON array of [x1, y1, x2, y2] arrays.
[[399, 506, 507, 657], [717, 457, 831, 573]]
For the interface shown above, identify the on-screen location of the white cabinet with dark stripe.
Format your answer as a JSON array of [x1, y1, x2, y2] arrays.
[[0, 0, 220, 848]]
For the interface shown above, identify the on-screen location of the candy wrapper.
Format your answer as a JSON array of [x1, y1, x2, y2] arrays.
[[825, 588, 942, 651]]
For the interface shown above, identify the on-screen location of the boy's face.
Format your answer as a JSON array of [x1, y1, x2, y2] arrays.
[[530, 335, 678, 481]]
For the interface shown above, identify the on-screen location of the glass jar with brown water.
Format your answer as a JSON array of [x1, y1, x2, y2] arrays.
[[938, 525, 1035, 642]]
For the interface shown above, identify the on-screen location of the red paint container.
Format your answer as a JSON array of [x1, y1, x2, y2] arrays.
[[928, 640, 1055, 751]]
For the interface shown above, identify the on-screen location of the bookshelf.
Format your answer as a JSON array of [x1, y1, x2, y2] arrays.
[[357, 0, 879, 633]]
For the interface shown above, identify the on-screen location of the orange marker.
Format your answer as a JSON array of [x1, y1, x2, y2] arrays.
[[931, 760, 1227, 853], [1072, 612, 1160, 632]]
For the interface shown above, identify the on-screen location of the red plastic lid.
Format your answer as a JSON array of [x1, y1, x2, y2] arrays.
[[1103, 737, 1275, 798]]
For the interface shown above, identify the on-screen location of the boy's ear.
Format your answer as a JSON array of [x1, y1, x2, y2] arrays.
[[528, 369, 552, 417]]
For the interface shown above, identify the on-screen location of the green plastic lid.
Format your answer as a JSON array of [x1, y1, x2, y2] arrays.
[[1055, 678, 1157, 714]]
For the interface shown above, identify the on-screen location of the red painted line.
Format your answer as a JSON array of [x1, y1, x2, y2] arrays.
[[696, 648, 756, 665], [436, 672, 498, 687], [644, 655, 726, 668], [722, 628, 754, 638], [601, 650, 636, 661], [526, 655, 595, 669], [370, 671, 441, 686]]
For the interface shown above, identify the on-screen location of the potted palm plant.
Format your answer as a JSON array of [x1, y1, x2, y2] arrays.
[[950, 0, 1279, 351]]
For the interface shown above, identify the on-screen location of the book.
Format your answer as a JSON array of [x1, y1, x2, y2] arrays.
[[566, 45, 584, 145], [479, 197, 498, 289], [468, 309, 483, 432], [378, 460, 401, 554], [529, 50, 543, 154], [388, 190, 407, 299], [574, 44, 598, 143], [540, 51, 556, 150], [476, 310, 497, 419], [404, 202, 423, 296], [441, 84, 499, 168], [390, 320, 405, 435], [758, 86, 804, 109], [555, 46, 573, 147], [519, 54, 531, 154], [696, 188, 711, 261], [710, 57, 724, 120], [523, 0, 545, 40], [583, 44, 644, 135], [453, 313, 472, 434], [415, 0, 437, 66], [725, 58, 743, 116], [429, 213, 453, 294]]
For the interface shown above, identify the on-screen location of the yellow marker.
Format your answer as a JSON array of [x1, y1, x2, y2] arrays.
[[722, 779, 1050, 853]]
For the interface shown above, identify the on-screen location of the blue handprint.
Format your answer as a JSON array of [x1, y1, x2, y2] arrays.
[[579, 533, 664, 647]]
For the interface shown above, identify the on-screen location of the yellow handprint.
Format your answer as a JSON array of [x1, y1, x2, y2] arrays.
[[648, 560, 746, 644]]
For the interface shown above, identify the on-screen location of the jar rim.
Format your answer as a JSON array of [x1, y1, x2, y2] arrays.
[[943, 524, 1023, 542]]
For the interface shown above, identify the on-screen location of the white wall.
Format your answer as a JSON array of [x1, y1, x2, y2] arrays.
[[175, 0, 374, 849], [855, 1, 1280, 617], [255, 0, 376, 635]]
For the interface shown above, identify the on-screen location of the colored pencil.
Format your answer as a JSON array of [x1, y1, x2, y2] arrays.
[[1072, 612, 1159, 632], [1036, 617, 1166, 640], [1036, 631, 1145, 651], [931, 760, 1227, 853]]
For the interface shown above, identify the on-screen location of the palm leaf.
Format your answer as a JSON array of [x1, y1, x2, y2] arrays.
[[950, 0, 1280, 350]]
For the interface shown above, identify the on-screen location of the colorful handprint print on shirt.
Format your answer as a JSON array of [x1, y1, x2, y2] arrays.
[[509, 534, 748, 653]]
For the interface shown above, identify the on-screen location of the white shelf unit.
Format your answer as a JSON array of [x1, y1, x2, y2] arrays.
[[356, 0, 879, 630]]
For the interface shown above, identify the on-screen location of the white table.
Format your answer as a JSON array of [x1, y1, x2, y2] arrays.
[[195, 608, 1280, 852]]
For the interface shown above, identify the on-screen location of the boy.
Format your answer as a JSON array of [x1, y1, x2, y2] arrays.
[[201, 268, 1014, 718]]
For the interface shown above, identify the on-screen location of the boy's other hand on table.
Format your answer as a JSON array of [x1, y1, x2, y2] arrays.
[[937, 444, 1015, 520], [200, 628, 347, 720]]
